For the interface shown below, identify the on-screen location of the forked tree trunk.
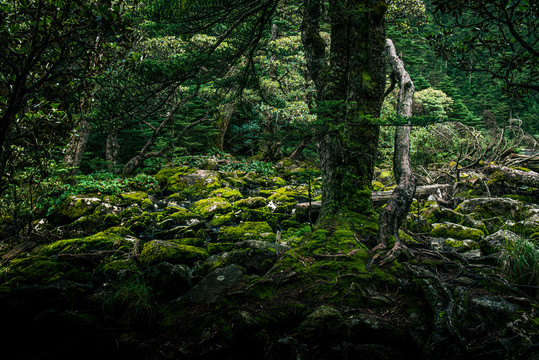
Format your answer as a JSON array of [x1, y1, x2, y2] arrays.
[[374, 39, 417, 262]]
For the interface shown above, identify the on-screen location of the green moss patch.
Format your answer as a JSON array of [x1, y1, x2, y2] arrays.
[[139, 240, 208, 268], [40, 228, 134, 256], [430, 223, 485, 241], [209, 188, 244, 201], [190, 197, 232, 219], [218, 221, 275, 242]]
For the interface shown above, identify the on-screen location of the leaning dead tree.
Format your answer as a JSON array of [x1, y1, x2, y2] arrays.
[[372, 39, 417, 264]]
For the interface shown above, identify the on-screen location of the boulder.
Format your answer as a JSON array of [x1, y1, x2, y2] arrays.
[[143, 262, 191, 300], [480, 230, 521, 255], [179, 264, 244, 303], [429, 223, 485, 241], [455, 197, 523, 219], [139, 240, 208, 268], [56, 196, 102, 221], [190, 197, 232, 219], [218, 221, 275, 242]]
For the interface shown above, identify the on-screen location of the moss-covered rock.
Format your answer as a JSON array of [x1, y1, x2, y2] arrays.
[[480, 230, 521, 255], [509, 209, 539, 236], [190, 197, 232, 219], [139, 240, 208, 268], [218, 221, 275, 242], [40, 228, 134, 256], [233, 197, 267, 209], [165, 208, 202, 226], [96, 259, 141, 280], [2, 257, 87, 285], [444, 238, 480, 253], [455, 197, 523, 219], [56, 196, 102, 221], [239, 209, 288, 228], [120, 191, 148, 204], [209, 188, 243, 202], [429, 223, 485, 241], [209, 212, 237, 227]]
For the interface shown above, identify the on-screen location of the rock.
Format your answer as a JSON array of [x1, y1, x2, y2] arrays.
[[480, 230, 521, 255], [510, 208, 539, 235], [295, 201, 322, 223], [120, 191, 148, 204], [143, 262, 191, 300], [429, 222, 485, 241], [56, 195, 102, 221], [218, 221, 276, 242], [210, 187, 243, 201], [471, 296, 519, 324], [179, 264, 244, 303], [298, 305, 347, 341], [97, 259, 141, 280], [40, 228, 134, 256], [156, 167, 222, 194], [190, 197, 232, 219], [405, 214, 433, 233], [139, 240, 208, 268], [455, 197, 523, 218], [234, 196, 267, 209], [444, 238, 480, 252]]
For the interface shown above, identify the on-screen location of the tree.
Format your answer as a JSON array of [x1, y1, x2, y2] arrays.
[[0, 0, 133, 190], [302, 0, 388, 220], [427, 0, 538, 96]]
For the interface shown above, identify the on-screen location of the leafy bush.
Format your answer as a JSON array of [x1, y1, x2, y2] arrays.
[[502, 238, 539, 293]]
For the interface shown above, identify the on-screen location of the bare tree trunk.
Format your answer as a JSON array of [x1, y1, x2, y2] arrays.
[[63, 119, 91, 173], [106, 131, 120, 173], [373, 39, 416, 264]]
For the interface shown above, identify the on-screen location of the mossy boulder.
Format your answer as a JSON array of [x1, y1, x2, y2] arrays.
[[218, 221, 275, 242], [233, 197, 267, 209], [40, 228, 134, 256], [480, 230, 521, 255], [509, 209, 539, 236], [405, 214, 433, 233], [56, 196, 102, 221], [429, 223, 485, 241], [239, 209, 288, 228], [455, 197, 523, 219], [190, 197, 232, 219], [143, 262, 191, 300], [209, 188, 243, 202], [166, 208, 202, 226], [171, 169, 222, 194], [209, 212, 237, 227], [120, 191, 148, 205], [2, 257, 87, 285], [299, 305, 347, 341], [444, 238, 480, 253], [96, 259, 141, 280], [139, 240, 208, 268]]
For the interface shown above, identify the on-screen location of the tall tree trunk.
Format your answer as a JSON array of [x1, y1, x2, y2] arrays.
[[302, 0, 387, 220], [63, 119, 91, 173], [372, 39, 416, 264], [106, 131, 120, 173]]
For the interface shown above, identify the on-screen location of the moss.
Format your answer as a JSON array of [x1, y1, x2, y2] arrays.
[[97, 259, 141, 278], [209, 212, 237, 227], [239, 209, 287, 228], [139, 240, 208, 268], [141, 198, 154, 209], [502, 194, 535, 203], [120, 191, 148, 204], [104, 213, 121, 227], [207, 242, 236, 255], [190, 197, 232, 219], [234, 197, 267, 209], [171, 237, 205, 247], [57, 196, 101, 220], [444, 238, 480, 252], [371, 180, 384, 191], [40, 228, 133, 256], [209, 188, 244, 201], [4, 257, 87, 285], [430, 223, 485, 241], [154, 166, 193, 186], [218, 221, 275, 242]]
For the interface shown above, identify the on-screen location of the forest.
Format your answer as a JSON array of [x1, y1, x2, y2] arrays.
[[0, 0, 538, 359]]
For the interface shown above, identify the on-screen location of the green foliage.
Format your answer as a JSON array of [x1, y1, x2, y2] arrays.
[[102, 278, 156, 327], [502, 238, 539, 292], [221, 159, 276, 176]]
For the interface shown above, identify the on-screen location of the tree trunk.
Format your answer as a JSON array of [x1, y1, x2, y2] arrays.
[[106, 131, 120, 173], [373, 39, 416, 262], [288, 136, 312, 160], [63, 119, 91, 173], [302, 0, 387, 221]]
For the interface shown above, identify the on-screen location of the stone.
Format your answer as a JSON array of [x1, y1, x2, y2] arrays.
[[218, 221, 275, 242], [455, 197, 523, 218], [179, 264, 244, 303], [480, 230, 521, 255], [190, 197, 232, 219], [57, 196, 102, 221], [429, 222, 485, 241], [139, 240, 208, 268], [143, 262, 191, 300], [298, 306, 347, 341]]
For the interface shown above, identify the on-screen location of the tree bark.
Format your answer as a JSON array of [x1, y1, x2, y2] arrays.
[[106, 131, 120, 173], [373, 39, 416, 262], [63, 119, 91, 173], [301, 0, 387, 220]]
